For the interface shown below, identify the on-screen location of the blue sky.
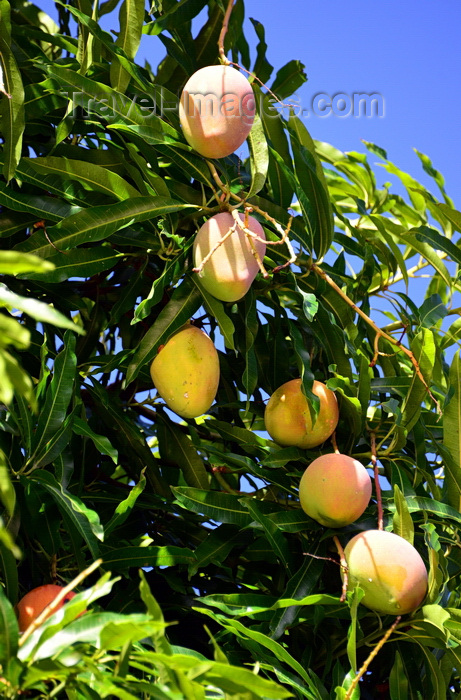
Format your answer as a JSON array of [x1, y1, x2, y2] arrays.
[[235, 0, 461, 206]]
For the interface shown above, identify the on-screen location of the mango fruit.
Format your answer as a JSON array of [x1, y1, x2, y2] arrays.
[[299, 453, 372, 527], [193, 212, 266, 302], [343, 530, 428, 615], [264, 379, 339, 449], [16, 584, 76, 632], [150, 324, 219, 419], [179, 65, 255, 159]]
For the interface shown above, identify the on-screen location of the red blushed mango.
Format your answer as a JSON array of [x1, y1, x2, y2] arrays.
[[193, 212, 266, 302], [16, 584, 76, 632], [264, 379, 339, 449], [299, 453, 372, 527], [179, 65, 255, 159], [150, 325, 220, 419], [343, 530, 428, 615]]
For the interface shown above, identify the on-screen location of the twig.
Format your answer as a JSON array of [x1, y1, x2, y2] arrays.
[[205, 161, 298, 271], [331, 432, 340, 454], [232, 208, 269, 278], [218, 0, 234, 65], [192, 220, 238, 273], [19, 558, 103, 646], [343, 615, 401, 700], [370, 432, 383, 531], [333, 536, 349, 603], [311, 264, 441, 416]]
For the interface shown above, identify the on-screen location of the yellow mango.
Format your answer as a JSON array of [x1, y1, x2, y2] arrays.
[[179, 65, 255, 159], [343, 530, 428, 615], [264, 379, 339, 449], [299, 453, 372, 527], [150, 325, 219, 419], [193, 212, 266, 302]]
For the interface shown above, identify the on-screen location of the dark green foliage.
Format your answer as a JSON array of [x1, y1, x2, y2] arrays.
[[1, 0, 461, 697]]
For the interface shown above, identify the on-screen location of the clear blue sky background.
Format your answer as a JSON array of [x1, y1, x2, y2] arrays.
[[38, 0, 461, 206], [240, 0, 461, 207]]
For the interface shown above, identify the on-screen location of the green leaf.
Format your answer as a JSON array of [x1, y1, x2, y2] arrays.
[[392, 484, 414, 545], [0, 581, 19, 669], [389, 650, 409, 700], [0, 540, 18, 601], [437, 202, 461, 232], [0, 283, 85, 333], [396, 228, 452, 286], [30, 330, 77, 460], [0, 448, 15, 517], [15, 196, 194, 258], [101, 545, 195, 569], [250, 18, 274, 84], [144, 0, 208, 34], [241, 498, 294, 574], [72, 416, 119, 465], [139, 570, 173, 656], [28, 470, 103, 559], [400, 328, 435, 433], [0, 0, 25, 182], [0, 180, 80, 221], [0, 313, 30, 350], [110, 0, 145, 94], [157, 414, 209, 490], [288, 115, 334, 259], [0, 346, 37, 408], [270, 60, 307, 100], [189, 525, 248, 577], [126, 277, 202, 383], [199, 612, 313, 688], [26, 156, 141, 201], [443, 351, 461, 500], [412, 225, 461, 267], [247, 109, 269, 198], [104, 470, 146, 537], [346, 585, 364, 673], [192, 277, 235, 350], [173, 487, 252, 527], [0, 250, 54, 276], [269, 544, 323, 640]]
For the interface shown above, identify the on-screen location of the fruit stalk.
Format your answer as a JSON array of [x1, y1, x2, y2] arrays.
[[343, 615, 401, 700], [333, 536, 349, 603], [370, 431, 384, 530], [218, 0, 235, 65]]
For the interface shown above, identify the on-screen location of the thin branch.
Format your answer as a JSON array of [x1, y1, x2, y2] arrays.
[[333, 536, 349, 603], [311, 264, 442, 416], [218, 0, 234, 65], [192, 220, 238, 273], [231, 208, 269, 278], [344, 615, 401, 700], [370, 432, 383, 530], [331, 432, 340, 454], [205, 161, 298, 271]]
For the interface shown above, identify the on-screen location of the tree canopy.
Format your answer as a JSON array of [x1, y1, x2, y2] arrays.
[[1, 0, 461, 698]]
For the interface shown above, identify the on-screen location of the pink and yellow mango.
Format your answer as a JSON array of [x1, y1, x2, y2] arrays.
[[264, 379, 339, 450], [193, 212, 266, 302], [150, 325, 219, 419], [299, 453, 372, 527], [343, 530, 428, 615], [179, 65, 255, 159]]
